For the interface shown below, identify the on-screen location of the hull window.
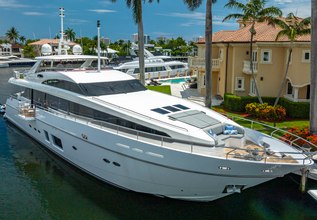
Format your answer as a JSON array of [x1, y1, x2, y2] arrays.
[[44, 130, 50, 141], [52, 135, 63, 149]]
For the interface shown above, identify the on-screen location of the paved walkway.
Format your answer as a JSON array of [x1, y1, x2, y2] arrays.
[[169, 83, 223, 106]]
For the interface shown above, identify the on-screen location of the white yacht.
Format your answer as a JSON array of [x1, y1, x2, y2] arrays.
[[113, 46, 189, 79], [4, 55, 314, 202], [0, 55, 36, 68]]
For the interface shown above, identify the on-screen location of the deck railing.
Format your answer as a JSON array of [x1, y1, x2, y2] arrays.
[[188, 57, 221, 69], [242, 60, 258, 74], [223, 113, 317, 152]]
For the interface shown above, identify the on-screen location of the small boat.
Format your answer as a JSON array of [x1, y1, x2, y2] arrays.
[[0, 55, 36, 68]]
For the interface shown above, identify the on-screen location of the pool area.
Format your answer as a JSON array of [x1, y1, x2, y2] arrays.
[[158, 77, 190, 84]]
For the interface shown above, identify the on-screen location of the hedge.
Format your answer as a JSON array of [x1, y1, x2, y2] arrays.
[[223, 93, 275, 112], [223, 93, 309, 119], [278, 98, 309, 119]]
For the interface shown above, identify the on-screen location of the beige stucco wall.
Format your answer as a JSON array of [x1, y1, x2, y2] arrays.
[[287, 46, 311, 87], [192, 42, 310, 101]]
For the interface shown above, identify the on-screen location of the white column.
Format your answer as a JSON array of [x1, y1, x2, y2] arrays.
[[293, 87, 299, 101]]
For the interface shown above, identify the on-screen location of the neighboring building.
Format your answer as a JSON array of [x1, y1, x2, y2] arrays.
[[0, 43, 11, 56], [132, 33, 150, 44], [188, 19, 311, 103], [29, 39, 77, 56], [0, 43, 23, 57]]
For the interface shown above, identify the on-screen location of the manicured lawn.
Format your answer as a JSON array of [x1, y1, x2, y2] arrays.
[[146, 85, 171, 95], [212, 105, 309, 136]]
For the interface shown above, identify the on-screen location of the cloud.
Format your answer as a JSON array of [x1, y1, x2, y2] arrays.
[[157, 12, 205, 20], [274, 0, 294, 4], [273, 0, 311, 17], [23, 12, 44, 16], [68, 19, 89, 25], [89, 9, 116, 13], [0, 0, 27, 8]]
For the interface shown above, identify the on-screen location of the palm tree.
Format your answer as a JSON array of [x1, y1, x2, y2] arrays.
[[223, 0, 282, 104], [111, 0, 160, 85], [273, 13, 311, 107], [65, 27, 76, 42], [6, 27, 20, 44], [19, 36, 26, 45], [183, 0, 217, 108], [311, 0, 317, 134]]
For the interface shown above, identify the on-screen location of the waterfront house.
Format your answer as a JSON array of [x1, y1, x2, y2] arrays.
[[29, 39, 77, 56], [0, 43, 23, 57], [188, 19, 311, 102]]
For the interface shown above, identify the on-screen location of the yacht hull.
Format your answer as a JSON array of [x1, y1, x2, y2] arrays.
[[5, 98, 307, 202]]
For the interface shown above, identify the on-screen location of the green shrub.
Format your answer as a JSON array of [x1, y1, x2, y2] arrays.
[[223, 93, 275, 112], [245, 102, 286, 121], [279, 98, 309, 119], [223, 94, 309, 118]]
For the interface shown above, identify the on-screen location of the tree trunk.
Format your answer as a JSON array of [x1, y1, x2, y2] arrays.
[[250, 22, 263, 104], [205, 0, 212, 108], [138, 4, 145, 86], [274, 48, 292, 107], [310, 0, 317, 134]]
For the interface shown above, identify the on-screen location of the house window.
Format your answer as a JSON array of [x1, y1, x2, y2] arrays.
[[286, 82, 293, 96], [250, 79, 257, 96], [219, 48, 224, 60], [252, 50, 258, 62], [235, 77, 245, 91], [261, 49, 271, 63], [302, 50, 310, 62]]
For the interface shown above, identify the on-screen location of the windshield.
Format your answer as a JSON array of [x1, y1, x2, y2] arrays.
[[79, 79, 146, 96]]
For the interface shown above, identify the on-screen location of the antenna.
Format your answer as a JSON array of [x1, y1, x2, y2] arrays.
[[58, 7, 65, 55], [97, 20, 101, 72]]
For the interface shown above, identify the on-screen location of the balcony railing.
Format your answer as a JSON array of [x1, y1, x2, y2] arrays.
[[188, 57, 221, 69], [243, 60, 258, 74]]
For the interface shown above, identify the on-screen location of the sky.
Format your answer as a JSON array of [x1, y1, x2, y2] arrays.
[[0, 0, 312, 42]]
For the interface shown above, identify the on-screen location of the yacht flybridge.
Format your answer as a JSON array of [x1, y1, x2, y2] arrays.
[[4, 54, 314, 202]]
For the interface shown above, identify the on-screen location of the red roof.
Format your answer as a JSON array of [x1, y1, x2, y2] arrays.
[[198, 20, 311, 44], [29, 39, 77, 46]]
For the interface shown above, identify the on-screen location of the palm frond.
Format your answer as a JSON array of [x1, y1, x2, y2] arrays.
[[183, 0, 203, 11], [222, 13, 244, 22]]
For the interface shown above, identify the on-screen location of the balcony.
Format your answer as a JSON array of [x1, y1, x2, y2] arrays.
[[188, 57, 221, 70], [243, 60, 258, 74]]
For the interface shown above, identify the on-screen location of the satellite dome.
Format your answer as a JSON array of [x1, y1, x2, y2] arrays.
[[72, 45, 82, 55], [41, 44, 52, 55]]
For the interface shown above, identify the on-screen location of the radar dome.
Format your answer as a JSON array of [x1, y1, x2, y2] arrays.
[[72, 45, 82, 55], [41, 44, 52, 55]]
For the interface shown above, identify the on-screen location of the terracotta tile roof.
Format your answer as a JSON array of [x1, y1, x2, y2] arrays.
[[198, 20, 311, 44], [29, 39, 77, 46]]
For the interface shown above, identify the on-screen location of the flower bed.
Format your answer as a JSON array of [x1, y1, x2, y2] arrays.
[[245, 103, 286, 122], [281, 127, 317, 151]]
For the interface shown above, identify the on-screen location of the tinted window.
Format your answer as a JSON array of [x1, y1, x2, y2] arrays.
[[173, 104, 189, 110], [43, 80, 84, 94], [52, 135, 63, 149], [79, 79, 146, 96]]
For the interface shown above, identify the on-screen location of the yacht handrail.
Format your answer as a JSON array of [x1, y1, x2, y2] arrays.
[[91, 96, 189, 132], [29, 103, 315, 163], [223, 113, 317, 152]]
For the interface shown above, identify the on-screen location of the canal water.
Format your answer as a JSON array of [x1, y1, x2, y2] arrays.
[[0, 67, 317, 219]]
